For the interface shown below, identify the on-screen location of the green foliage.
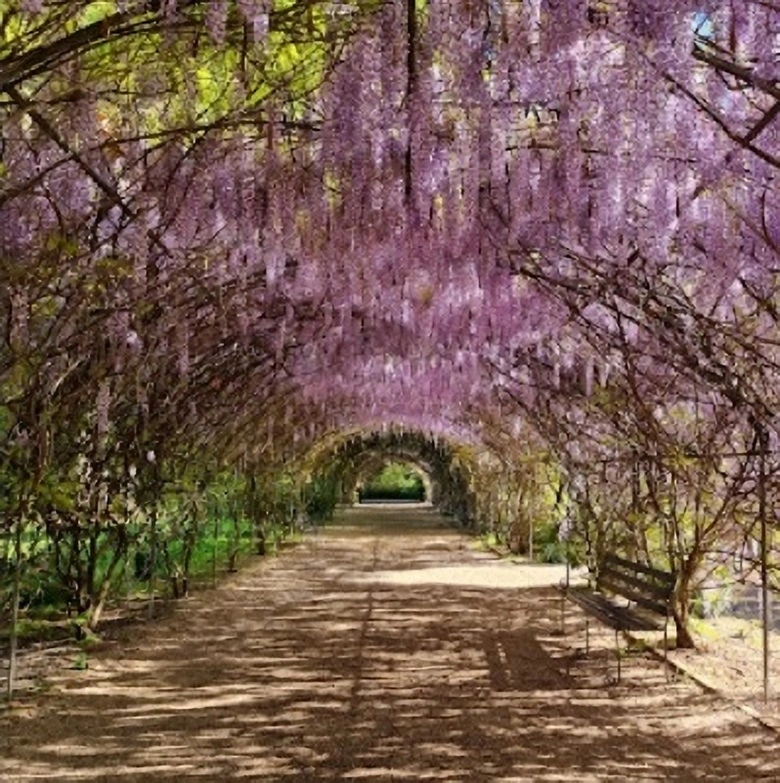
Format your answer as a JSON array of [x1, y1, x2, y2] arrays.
[[72, 651, 89, 671], [361, 462, 426, 500], [535, 520, 585, 566], [1, 617, 52, 643], [478, 531, 501, 549], [303, 474, 339, 521], [690, 564, 734, 619], [0, 463, 310, 641]]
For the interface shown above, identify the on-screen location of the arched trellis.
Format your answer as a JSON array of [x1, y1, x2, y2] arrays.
[[340, 449, 436, 504], [0, 0, 778, 701], [300, 430, 480, 525]]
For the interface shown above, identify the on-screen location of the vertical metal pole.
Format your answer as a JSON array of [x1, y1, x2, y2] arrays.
[[561, 556, 570, 634], [6, 514, 23, 703], [212, 513, 220, 589], [147, 457, 162, 621], [759, 426, 771, 702], [124, 469, 132, 610], [148, 504, 157, 621], [664, 610, 670, 683], [528, 472, 535, 561], [125, 547, 132, 611]]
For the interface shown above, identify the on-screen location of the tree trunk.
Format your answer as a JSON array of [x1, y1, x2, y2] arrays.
[[673, 550, 704, 650], [674, 578, 697, 649], [70, 529, 91, 615], [86, 529, 99, 608], [160, 541, 180, 599], [674, 611, 697, 649], [86, 539, 126, 630], [255, 519, 266, 556]]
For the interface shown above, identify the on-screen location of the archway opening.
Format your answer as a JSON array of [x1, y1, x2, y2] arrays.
[[358, 461, 427, 503]]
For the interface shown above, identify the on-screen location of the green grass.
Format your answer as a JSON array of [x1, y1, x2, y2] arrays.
[[476, 532, 501, 549], [71, 651, 89, 670], [0, 617, 72, 646], [689, 616, 764, 649], [0, 513, 299, 651]]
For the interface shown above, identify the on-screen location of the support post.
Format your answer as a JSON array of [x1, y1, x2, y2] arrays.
[[560, 555, 571, 635], [148, 504, 157, 620], [212, 512, 220, 589], [758, 424, 772, 702], [664, 610, 670, 683], [6, 514, 23, 703]]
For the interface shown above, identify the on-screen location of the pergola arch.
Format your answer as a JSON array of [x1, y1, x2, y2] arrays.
[[300, 429, 484, 524], [0, 0, 777, 673], [342, 450, 436, 504]]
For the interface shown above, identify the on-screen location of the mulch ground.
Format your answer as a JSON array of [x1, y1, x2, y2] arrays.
[[2, 504, 780, 781]]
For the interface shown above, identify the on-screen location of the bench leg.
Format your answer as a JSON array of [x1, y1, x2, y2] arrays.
[[615, 628, 621, 684], [585, 617, 590, 655]]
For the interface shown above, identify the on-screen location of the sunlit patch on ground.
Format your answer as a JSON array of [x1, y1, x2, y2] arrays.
[[354, 563, 581, 589]]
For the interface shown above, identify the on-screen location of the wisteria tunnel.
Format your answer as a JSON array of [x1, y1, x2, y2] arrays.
[[1, 0, 780, 772]]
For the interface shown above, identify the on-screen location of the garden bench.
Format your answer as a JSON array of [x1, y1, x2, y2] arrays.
[[561, 553, 676, 683]]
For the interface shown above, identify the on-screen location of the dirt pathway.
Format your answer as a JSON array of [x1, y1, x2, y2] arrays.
[[2, 505, 779, 781]]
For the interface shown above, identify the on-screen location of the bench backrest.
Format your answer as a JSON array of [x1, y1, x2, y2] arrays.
[[597, 553, 676, 616]]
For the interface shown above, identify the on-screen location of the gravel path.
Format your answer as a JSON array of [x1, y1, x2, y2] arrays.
[[2, 504, 779, 781]]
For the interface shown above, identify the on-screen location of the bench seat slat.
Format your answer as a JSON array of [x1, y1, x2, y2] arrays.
[[597, 576, 670, 616], [567, 588, 663, 631], [567, 591, 621, 626], [607, 605, 664, 632]]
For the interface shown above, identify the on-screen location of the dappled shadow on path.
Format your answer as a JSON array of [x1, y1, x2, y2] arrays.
[[2, 505, 779, 781]]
